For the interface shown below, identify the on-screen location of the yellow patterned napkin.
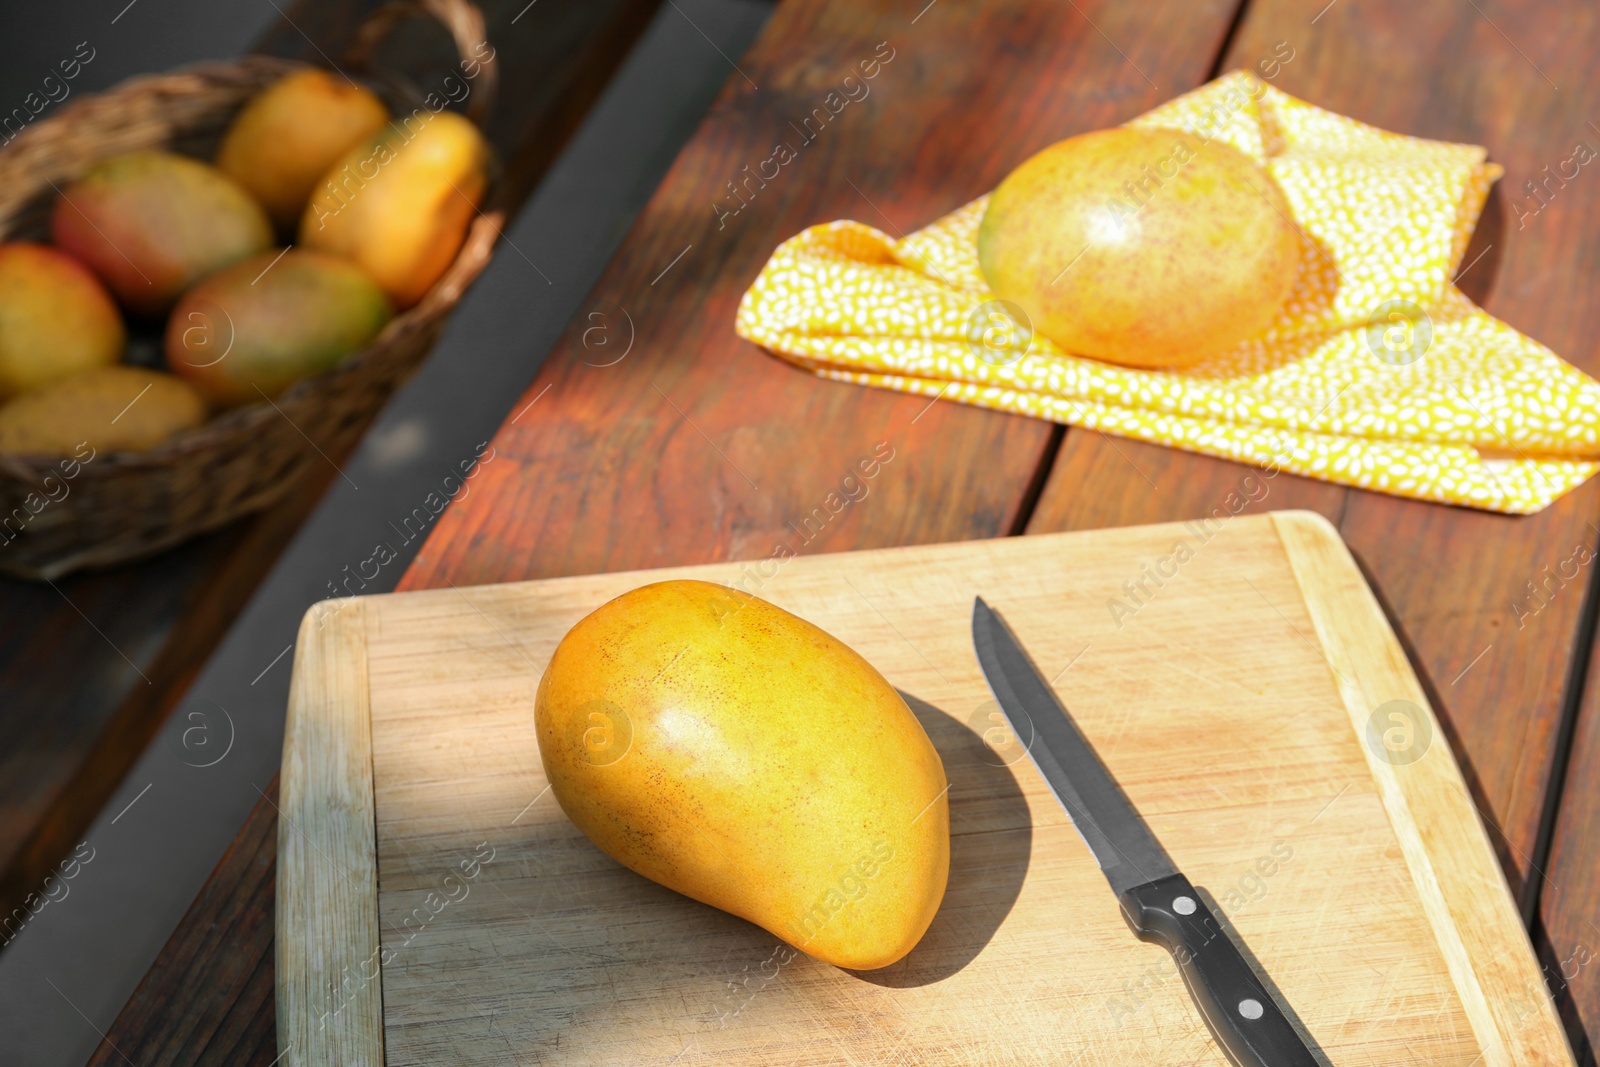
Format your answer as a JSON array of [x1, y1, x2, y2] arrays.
[[735, 71, 1600, 514]]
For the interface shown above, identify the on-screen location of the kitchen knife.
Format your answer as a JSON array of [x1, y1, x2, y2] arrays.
[[972, 597, 1317, 1067]]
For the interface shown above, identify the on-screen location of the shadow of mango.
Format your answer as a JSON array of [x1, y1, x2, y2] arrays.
[[848, 690, 1033, 988]]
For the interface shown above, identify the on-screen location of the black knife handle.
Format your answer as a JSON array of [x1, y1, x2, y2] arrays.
[[1120, 874, 1317, 1067]]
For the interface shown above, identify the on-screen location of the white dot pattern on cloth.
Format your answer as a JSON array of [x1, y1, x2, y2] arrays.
[[734, 71, 1600, 514]]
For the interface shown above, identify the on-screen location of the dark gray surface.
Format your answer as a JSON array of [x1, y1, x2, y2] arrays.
[[0, 0, 277, 135], [0, 1, 772, 1062], [974, 598, 1180, 897]]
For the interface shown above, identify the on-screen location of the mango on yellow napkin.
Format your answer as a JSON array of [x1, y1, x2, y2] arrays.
[[735, 71, 1600, 514]]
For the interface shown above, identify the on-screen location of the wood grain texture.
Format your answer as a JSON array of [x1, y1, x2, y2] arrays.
[[1273, 512, 1572, 1067], [1539, 612, 1600, 1067], [1026, 0, 1600, 911], [287, 514, 1564, 1065], [396, 0, 1244, 592], [277, 599, 382, 1066], [84, 778, 280, 1067]]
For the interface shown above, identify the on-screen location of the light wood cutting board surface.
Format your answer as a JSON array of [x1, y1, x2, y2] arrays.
[[276, 511, 1572, 1066]]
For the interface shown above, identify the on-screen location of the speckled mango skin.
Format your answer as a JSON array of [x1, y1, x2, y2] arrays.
[[0, 243, 124, 397], [978, 127, 1301, 369], [534, 579, 949, 970]]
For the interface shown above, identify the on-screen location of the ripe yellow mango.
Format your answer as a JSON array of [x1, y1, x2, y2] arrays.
[[978, 127, 1301, 368], [535, 580, 949, 970], [0, 243, 124, 397], [52, 151, 272, 317], [217, 69, 390, 228], [0, 366, 204, 455], [166, 249, 392, 407], [298, 109, 488, 309]]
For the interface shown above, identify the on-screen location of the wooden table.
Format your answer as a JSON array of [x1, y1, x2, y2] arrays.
[[91, 0, 1600, 1062]]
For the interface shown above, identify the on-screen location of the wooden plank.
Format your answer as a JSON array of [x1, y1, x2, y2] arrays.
[[398, 0, 1245, 591], [1272, 511, 1571, 1067], [1539, 623, 1600, 1066], [276, 599, 381, 1066], [283, 514, 1566, 1064], [84, 778, 279, 1067], [1026, 0, 1600, 912]]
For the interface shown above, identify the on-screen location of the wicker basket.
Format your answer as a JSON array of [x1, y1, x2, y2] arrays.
[[0, 0, 503, 579]]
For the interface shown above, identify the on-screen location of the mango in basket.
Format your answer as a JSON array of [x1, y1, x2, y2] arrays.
[[217, 70, 390, 229], [52, 151, 273, 317], [299, 109, 489, 309], [535, 580, 950, 971], [0, 243, 124, 397], [166, 248, 392, 408], [0, 366, 205, 455], [978, 127, 1301, 369]]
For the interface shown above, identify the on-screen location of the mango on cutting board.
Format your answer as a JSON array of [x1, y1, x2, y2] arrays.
[[166, 248, 393, 407], [535, 579, 950, 970], [217, 69, 390, 228], [299, 109, 488, 309], [978, 127, 1301, 369], [51, 150, 273, 317], [0, 242, 124, 397], [0, 365, 205, 455]]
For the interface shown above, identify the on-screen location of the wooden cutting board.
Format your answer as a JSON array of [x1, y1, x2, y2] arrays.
[[276, 511, 1572, 1066]]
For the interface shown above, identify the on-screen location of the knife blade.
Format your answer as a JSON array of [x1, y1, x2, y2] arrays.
[[972, 598, 1317, 1067]]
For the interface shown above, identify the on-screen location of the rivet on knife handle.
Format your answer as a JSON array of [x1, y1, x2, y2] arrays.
[[1120, 873, 1317, 1067]]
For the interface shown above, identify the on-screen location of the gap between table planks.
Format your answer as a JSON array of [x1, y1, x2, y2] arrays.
[[279, 513, 1570, 1066]]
